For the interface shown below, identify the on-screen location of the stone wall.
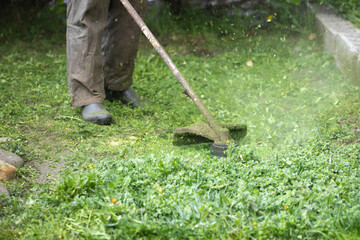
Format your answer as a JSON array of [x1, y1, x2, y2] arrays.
[[309, 3, 360, 84]]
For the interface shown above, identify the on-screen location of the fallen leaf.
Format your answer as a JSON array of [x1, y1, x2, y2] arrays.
[[308, 33, 317, 41]]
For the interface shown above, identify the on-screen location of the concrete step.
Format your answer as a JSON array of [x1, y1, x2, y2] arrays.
[[309, 3, 360, 84]]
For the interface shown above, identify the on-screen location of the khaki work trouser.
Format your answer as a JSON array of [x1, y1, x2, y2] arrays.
[[67, 0, 147, 107]]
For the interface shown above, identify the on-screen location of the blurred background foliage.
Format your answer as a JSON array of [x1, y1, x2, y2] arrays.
[[0, 0, 359, 37]]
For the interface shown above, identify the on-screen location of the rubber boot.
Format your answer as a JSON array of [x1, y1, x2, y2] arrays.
[[82, 103, 112, 125], [106, 88, 149, 109]]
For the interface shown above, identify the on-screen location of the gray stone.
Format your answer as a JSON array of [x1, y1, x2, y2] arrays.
[[335, 34, 358, 82], [316, 13, 339, 55], [356, 56, 360, 84], [310, 3, 360, 84], [0, 149, 24, 168], [0, 137, 13, 143], [0, 184, 9, 196]]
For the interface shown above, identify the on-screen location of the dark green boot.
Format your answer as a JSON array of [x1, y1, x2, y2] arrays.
[[106, 88, 149, 109], [82, 103, 112, 125]]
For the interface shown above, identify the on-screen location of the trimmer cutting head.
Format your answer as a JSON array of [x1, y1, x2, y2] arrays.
[[173, 122, 247, 157], [210, 143, 229, 158]]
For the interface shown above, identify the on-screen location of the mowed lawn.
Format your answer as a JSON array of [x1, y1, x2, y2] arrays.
[[1, 12, 360, 239]]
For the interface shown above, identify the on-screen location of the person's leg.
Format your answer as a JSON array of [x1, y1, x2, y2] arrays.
[[102, 0, 147, 92], [67, 0, 110, 107]]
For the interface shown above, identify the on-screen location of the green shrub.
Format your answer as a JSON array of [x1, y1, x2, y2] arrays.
[[327, 0, 360, 27]]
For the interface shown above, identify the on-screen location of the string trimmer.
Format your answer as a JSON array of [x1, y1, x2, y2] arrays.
[[120, 0, 247, 157]]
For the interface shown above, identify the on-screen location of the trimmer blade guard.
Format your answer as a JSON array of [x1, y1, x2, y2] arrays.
[[173, 122, 247, 145]]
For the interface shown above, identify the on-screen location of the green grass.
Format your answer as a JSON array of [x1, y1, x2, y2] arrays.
[[1, 11, 360, 239]]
